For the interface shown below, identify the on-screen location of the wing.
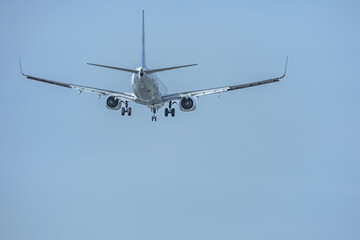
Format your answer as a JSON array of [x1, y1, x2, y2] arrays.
[[162, 58, 288, 102], [22, 73, 135, 101]]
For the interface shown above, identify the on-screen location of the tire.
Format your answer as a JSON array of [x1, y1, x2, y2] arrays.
[[121, 107, 125, 116], [171, 108, 175, 117], [128, 107, 132, 116], [165, 108, 169, 117]]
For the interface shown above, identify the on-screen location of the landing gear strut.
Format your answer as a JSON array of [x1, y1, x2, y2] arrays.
[[121, 101, 132, 116], [151, 109, 157, 121], [165, 101, 175, 117]]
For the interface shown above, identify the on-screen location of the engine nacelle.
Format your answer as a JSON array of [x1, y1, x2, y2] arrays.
[[179, 96, 197, 112], [106, 96, 122, 110]]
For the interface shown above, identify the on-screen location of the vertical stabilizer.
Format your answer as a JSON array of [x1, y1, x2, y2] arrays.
[[141, 10, 146, 67]]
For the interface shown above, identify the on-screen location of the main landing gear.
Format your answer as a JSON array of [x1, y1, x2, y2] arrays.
[[121, 101, 131, 116], [164, 101, 175, 117], [151, 102, 176, 121]]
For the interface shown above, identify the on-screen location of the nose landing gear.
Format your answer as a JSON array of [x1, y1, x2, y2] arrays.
[[151, 109, 157, 121]]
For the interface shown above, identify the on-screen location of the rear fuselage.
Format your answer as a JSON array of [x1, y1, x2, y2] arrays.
[[131, 67, 167, 110]]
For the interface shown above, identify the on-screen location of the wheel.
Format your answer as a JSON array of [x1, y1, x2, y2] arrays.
[[155, 116, 157, 121], [121, 107, 125, 116], [127, 107, 132, 116], [171, 108, 175, 117], [165, 108, 169, 117]]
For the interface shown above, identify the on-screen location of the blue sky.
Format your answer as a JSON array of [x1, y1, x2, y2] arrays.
[[1, 0, 359, 239]]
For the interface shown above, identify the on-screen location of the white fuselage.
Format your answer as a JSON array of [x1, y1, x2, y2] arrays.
[[131, 67, 167, 110]]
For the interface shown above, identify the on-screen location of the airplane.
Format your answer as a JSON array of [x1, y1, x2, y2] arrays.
[[20, 10, 287, 121]]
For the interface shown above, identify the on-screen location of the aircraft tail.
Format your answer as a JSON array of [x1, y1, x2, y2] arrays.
[[141, 10, 146, 67], [87, 11, 198, 74]]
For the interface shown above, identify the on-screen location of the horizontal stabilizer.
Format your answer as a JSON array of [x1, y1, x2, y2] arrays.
[[87, 62, 198, 75], [87, 63, 138, 74], [145, 64, 197, 74]]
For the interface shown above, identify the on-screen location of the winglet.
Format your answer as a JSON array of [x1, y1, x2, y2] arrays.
[[18, 56, 25, 76], [280, 56, 288, 79]]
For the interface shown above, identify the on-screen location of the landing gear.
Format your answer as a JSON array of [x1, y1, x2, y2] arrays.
[[121, 101, 131, 116], [165, 101, 175, 117], [152, 109, 157, 121]]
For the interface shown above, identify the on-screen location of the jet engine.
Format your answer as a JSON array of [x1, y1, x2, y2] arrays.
[[106, 96, 122, 110], [179, 96, 197, 112]]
